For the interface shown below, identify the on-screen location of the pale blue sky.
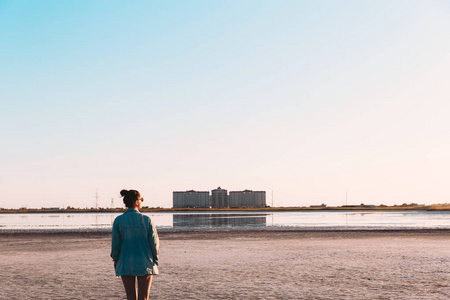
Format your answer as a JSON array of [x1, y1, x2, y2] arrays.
[[1, 1, 450, 208]]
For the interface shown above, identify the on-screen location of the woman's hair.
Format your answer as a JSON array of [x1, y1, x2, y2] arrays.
[[120, 189, 142, 208]]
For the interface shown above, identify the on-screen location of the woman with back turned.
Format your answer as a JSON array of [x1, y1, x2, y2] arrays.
[[111, 189, 159, 300]]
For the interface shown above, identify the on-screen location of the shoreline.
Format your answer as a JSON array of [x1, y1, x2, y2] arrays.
[[1, 226, 449, 237], [1, 204, 450, 214]]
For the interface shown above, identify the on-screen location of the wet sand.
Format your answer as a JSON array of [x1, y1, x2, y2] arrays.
[[0, 230, 449, 299]]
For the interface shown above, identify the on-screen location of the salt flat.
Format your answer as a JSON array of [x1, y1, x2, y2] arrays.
[[0, 230, 449, 299]]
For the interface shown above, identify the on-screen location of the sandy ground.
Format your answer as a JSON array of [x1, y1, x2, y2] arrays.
[[0, 230, 449, 299]]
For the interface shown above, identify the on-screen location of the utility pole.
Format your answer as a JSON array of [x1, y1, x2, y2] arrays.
[[111, 198, 114, 209], [272, 190, 274, 207], [95, 188, 99, 209]]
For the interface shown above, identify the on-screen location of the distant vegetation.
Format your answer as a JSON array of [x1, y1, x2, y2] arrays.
[[0, 203, 449, 213]]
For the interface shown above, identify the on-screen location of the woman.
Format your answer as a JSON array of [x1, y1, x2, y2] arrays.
[[111, 189, 160, 300]]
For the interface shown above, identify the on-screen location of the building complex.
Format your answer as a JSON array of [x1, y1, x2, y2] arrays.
[[173, 187, 266, 208]]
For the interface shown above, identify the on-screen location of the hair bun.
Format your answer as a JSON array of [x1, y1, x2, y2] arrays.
[[120, 190, 128, 197]]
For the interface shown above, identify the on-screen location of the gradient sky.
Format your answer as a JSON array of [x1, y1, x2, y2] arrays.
[[1, 0, 450, 209]]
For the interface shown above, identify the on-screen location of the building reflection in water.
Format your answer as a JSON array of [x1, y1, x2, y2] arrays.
[[173, 214, 267, 228]]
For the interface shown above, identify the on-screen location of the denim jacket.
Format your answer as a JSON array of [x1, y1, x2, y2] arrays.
[[111, 208, 160, 276]]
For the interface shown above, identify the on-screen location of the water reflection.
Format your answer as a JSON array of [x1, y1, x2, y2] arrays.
[[173, 214, 267, 228], [0, 211, 449, 230]]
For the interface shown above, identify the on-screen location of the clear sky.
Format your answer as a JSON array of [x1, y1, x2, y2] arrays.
[[1, 1, 450, 209]]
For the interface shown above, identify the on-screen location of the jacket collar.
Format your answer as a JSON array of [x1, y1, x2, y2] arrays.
[[125, 208, 139, 213]]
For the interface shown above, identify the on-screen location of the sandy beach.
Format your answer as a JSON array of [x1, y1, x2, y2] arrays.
[[0, 230, 449, 299]]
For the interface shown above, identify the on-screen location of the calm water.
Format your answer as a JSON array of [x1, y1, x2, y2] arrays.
[[0, 211, 449, 230]]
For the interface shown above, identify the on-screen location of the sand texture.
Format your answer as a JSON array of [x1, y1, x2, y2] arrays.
[[0, 230, 449, 299]]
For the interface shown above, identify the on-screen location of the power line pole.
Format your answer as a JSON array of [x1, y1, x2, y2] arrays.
[[95, 188, 99, 209]]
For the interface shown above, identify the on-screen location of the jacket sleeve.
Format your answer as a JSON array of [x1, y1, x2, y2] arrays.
[[148, 218, 160, 265], [110, 218, 121, 261]]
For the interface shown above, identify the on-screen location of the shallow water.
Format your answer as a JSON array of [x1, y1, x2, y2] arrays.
[[0, 210, 449, 230]]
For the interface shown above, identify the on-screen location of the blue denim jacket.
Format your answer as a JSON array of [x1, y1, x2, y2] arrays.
[[111, 208, 159, 276]]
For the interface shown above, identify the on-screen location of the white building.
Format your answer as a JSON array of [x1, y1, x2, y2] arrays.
[[211, 187, 228, 208], [229, 190, 266, 208], [173, 190, 210, 208]]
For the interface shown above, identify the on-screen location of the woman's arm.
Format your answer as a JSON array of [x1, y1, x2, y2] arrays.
[[148, 218, 160, 265], [110, 218, 121, 262]]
